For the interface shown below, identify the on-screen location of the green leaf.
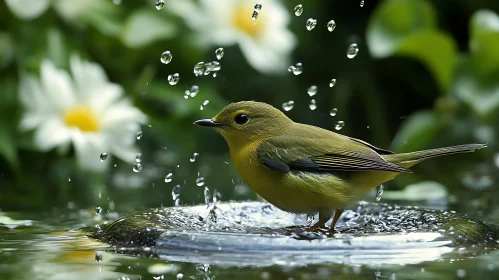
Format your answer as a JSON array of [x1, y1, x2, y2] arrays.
[[121, 9, 178, 49], [391, 110, 441, 153], [396, 30, 457, 93], [367, 0, 457, 92], [0, 79, 19, 169], [469, 10, 499, 77], [0, 32, 15, 70], [367, 0, 437, 57]]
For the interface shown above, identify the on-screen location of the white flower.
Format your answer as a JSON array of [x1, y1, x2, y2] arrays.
[[170, 0, 296, 74], [5, 0, 114, 27], [19, 55, 146, 172]]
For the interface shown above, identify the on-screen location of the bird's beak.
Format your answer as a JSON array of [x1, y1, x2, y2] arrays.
[[193, 119, 222, 127]]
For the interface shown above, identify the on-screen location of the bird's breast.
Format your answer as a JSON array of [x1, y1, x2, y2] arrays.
[[230, 144, 355, 213]]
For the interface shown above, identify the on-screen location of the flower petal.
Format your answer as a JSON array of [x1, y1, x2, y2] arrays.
[[40, 60, 76, 111], [33, 118, 71, 151], [5, 0, 50, 20], [70, 130, 108, 172], [19, 74, 50, 111], [70, 55, 110, 100], [100, 100, 147, 129]]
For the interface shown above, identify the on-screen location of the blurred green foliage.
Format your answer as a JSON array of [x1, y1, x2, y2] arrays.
[[0, 0, 497, 212]]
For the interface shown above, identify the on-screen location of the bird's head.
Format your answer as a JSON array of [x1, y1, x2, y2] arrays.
[[194, 101, 293, 148]]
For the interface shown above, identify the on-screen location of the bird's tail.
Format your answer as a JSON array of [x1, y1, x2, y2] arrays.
[[384, 144, 487, 168]]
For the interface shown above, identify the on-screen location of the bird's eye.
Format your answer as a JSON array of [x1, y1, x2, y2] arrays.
[[234, 113, 249, 125]]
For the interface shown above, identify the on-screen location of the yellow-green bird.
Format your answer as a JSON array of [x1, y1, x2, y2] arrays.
[[194, 101, 486, 232]]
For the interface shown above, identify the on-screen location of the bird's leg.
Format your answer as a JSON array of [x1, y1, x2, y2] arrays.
[[306, 209, 332, 232], [328, 209, 344, 233]]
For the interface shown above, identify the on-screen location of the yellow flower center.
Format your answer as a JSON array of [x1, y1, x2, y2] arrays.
[[64, 106, 100, 132], [233, 6, 264, 37]]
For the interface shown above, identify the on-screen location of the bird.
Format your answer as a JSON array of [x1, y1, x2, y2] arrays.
[[193, 101, 486, 232]]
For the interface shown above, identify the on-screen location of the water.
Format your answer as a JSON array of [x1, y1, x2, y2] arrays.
[[165, 172, 173, 183], [185, 85, 199, 99], [100, 152, 108, 161], [307, 85, 318, 96], [251, 11, 259, 20], [168, 73, 180, 85], [329, 78, 337, 87], [190, 152, 199, 162], [335, 120, 345, 130], [194, 62, 206, 76], [309, 99, 317, 110], [136, 130, 143, 140], [327, 20, 337, 32], [133, 163, 143, 172], [282, 100, 295, 111], [360, 0, 365, 7], [155, 0, 165, 10], [172, 185, 181, 200], [160, 50, 172, 64], [200, 100, 209, 110], [330, 108, 338, 116], [376, 185, 384, 201], [347, 43, 359, 59], [306, 18, 317, 31], [215, 48, 224, 60], [196, 177, 205, 186], [294, 4, 303, 16], [2, 198, 499, 280], [288, 62, 303, 75]]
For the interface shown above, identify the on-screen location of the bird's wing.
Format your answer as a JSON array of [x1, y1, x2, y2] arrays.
[[256, 124, 409, 173]]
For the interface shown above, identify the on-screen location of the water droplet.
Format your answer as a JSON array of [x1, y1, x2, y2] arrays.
[[306, 18, 317, 31], [360, 0, 365, 7], [160, 50, 172, 64], [172, 185, 181, 200], [196, 177, 205, 187], [288, 62, 303, 75], [330, 108, 337, 116], [307, 85, 318, 96], [309, 99, 317, 110], [176, 273, 184, 280], [190, 152, 199, 162], [68, 177, 71, 182], [135, 153, 142, 163], [327, 20, 336, 32], [184, 85, 199, 99], [376, 185, 384, 201], [100, 152, 108, 161], [456, 269, 466, 278], [204, 187, 211, 205], [252, 11, 259, 20], [254, 4, 262, 11], [282, 100, 295, 111], [164, 172, 173, 183], [346, 43, 359, 59], [113, 0, 121, 5], [212, 190, 222, 203], [95, 206, 102, 215], [200, 100, 209, 110], [215, 48, 224, 60], [194, 62, 206, 76], [294, 4, 303, 16], [306, 214, 314, 226], [155, 0, 165, 10], [95, 251, 103, 262], [203, 61, 221, 75], [168, 73, 180, 85], [136, 131, 143, 140], [329, 78, 337, 87], [133, 163, 142, 172], [335, 120, 345, 130]]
